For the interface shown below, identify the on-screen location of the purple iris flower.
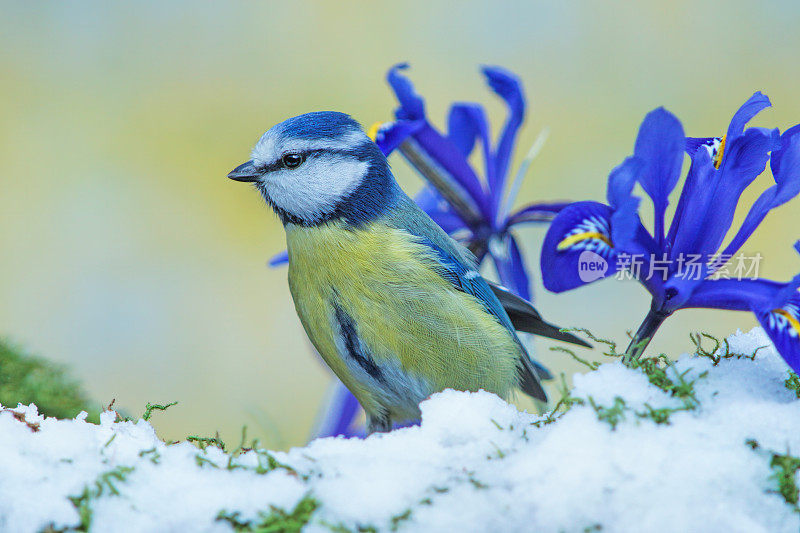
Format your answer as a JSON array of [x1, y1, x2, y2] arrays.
[[310, 383, 362, 438], [372, 63, 570, 300], [541, 92, 800, 369]]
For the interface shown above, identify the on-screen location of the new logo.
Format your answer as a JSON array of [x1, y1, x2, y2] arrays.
[[578, 251, 608, 282]]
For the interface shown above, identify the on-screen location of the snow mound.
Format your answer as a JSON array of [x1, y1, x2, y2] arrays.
[[2, 328, 800, 532]]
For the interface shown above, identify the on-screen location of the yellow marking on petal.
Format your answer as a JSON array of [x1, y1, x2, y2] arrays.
[[775, 308, 800, 336], [367, 122, 383, 141], [713, 135, 726, 169], [557, 231, 612, 251]]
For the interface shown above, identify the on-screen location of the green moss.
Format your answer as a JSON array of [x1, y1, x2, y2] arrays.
[[549, 346, 600, 371], [389, 509, 413, 531], [532, 373, 585, 428], [560, 328, 621, 356], [67, 466, 135, 531], [320, 522, 354, 533], [588, 397, 627, 430], [216, 494, 320, 532], [194, 453, 219, 469], [629, 354, 706, 410], [252, 449, 298, 476], [191, 426, 301, 478], [187, 433, 227, 452], [320, 524, 378, 533], [138, 447, 161, 464], [636, 404, 680, 425], [583, 349, 708, 426], [142, 401, 178, 421], [540, 330, 770, 429], [770, 452, 800, 506], [488, 441, 506, 459], [690, 332, 767, 366], [545, 330, 725, 428], [0, 339, 98, 420], [215, 511, 251, 530], [746, 440, 800, 510], [466, 471, 489, 490], [785, 372, 800, 399]]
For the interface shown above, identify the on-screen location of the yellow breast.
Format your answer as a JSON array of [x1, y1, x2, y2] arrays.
[[285, 220, 522, 418]]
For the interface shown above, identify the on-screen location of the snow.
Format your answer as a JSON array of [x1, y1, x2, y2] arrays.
[[2, 328, 799, 532]]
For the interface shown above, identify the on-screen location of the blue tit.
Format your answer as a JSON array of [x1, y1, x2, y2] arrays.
[[229, 112, 588, 434]]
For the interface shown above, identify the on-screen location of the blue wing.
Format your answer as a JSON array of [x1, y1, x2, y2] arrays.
[[420, 238, 516, 331], [417, 237, 550, 401], [415, 235, 589, 351]]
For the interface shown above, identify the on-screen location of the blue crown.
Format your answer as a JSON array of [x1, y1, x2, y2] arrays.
[[277, 111, 362, 141]]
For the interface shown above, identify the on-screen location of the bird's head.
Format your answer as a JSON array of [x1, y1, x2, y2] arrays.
[[228, 111, 393, 226]]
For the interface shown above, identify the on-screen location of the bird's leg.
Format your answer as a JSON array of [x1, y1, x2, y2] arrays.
[[366, 412, 392, 434]]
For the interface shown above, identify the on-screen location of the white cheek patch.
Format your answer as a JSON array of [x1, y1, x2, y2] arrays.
[[263, 155, 369, 221]]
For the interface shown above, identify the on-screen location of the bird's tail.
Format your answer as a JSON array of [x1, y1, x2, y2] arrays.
[[488, 282, 591, 348]]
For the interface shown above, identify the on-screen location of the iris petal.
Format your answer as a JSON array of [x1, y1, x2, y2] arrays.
[[701, 128, 780, 254], [313, 382, 362, 438], [447, 103, 495, 191], [685, 137, 718, 156], [671, 94, 777, 257], [269, 250, 289, 267], [716, 127, 779, 187], [633, 107, 685, 246], [606, 156, 643, 209], [386, 63, 425, 121], [683, 278, 786, 312], [726, 91, 771, 139], [373, 119, 424, 156], [720, 128, 800, 258], [774, 275, 800, 311], [481, 66, 525, 198], [667, 147, 716, 255], [447, 103, 487, 157], [605, 157, 658, 263], [506, 202, 571, 226], [671, 128, 778, 262], [396, 125, 489, 225], [770, 124, 800, 179], [384, 65, 490, 222], [540, 202, 619, 293], [680, 250, 800, 374], [492, 234, 532, 300], [756, 295, 800, 373], [414, 186, 468, 234], [609, 197, 651, 256], [611, 198, 665, 297]]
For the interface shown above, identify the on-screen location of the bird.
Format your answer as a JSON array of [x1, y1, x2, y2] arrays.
[[228, 111, 589, 434]]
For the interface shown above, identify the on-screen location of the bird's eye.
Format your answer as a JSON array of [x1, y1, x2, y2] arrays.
[[282, 153, 305, 169]]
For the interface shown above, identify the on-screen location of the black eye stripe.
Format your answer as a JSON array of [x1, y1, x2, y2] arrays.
[[257, 148, 360, 174], [256, 160, 281, 173]]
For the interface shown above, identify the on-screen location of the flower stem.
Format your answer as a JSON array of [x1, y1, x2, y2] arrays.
[[623, 308, 671, 365]]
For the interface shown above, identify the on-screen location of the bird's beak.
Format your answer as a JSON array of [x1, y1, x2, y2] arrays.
[[227, 160, 261, 182]]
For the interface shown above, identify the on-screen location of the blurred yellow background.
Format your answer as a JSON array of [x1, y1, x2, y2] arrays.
[[1, 1, 799, 448]]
